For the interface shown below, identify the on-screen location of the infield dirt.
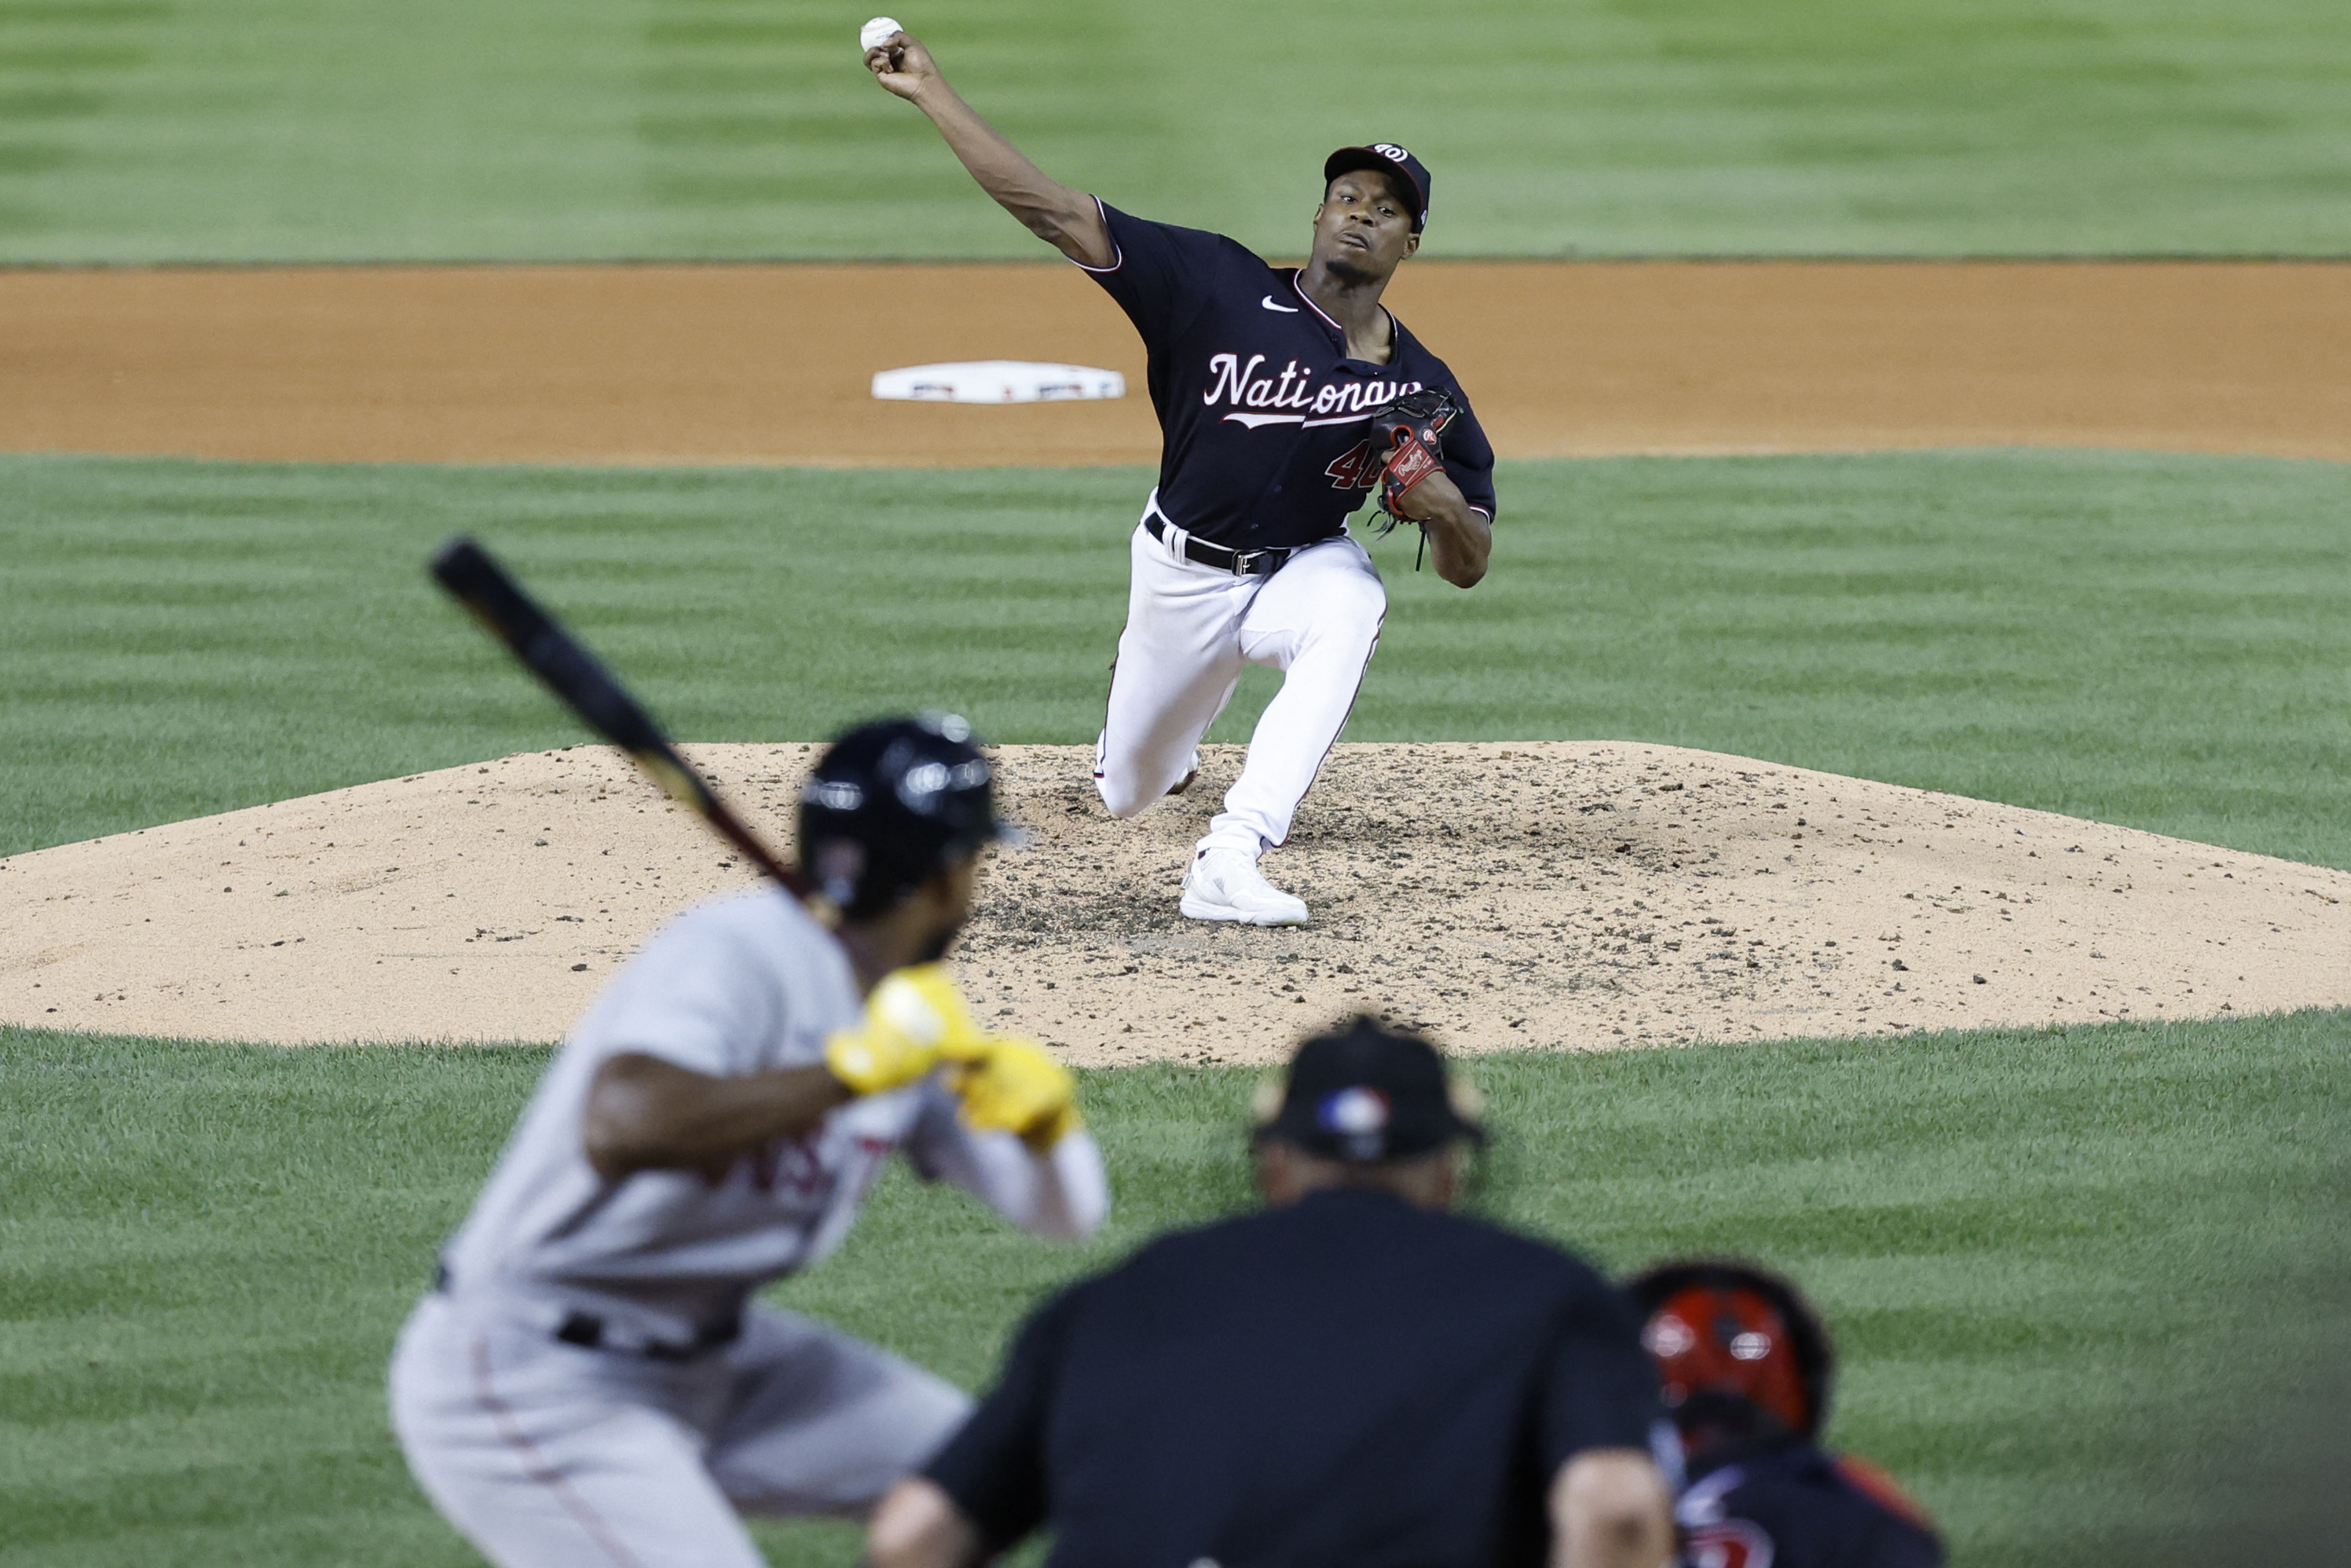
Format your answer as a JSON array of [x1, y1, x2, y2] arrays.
[[5, 743, 2345, 1062], [3, 261, 2347, 466], [11, 260, 2348, 1058]]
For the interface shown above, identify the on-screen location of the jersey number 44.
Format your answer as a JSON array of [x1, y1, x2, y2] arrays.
[[1324, 439, 1382, 492]]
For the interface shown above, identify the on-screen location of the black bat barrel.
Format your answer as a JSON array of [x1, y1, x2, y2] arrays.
[[430, 537, 675, 761]]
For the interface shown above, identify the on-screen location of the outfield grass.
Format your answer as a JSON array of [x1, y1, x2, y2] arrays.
[[3, 1014, 2344, 1567], [3, 449, 2346, 866], [2, 0, 2348, 262]]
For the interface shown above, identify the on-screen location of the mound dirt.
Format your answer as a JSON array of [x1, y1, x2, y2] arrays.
[[4, 744, 2344, 1062]]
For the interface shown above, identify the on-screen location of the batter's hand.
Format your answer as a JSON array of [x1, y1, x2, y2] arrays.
[[823, 962, 985, 1095], [865, 30, 939, 102], [943, 1036, 1082, 1150]]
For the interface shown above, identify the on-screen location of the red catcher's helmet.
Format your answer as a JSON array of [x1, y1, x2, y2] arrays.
[[1626, 1261, 1833, 1442]]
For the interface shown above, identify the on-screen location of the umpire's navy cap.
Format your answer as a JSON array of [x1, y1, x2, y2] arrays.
[[1324, 143, 1432, 231], [1256, 1016, 1484, 1163]]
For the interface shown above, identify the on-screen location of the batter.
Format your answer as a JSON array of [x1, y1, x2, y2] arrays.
[[387, 715, 1109, 1568], [867, 27, 1496, 927]]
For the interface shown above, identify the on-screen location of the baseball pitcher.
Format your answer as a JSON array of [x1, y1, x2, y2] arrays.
[[387, 715, 1109, 1568], [867, 28, 1497, 928]]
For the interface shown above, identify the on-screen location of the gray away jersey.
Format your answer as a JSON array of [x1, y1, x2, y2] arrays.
[[440, 888, 1106, 1341]]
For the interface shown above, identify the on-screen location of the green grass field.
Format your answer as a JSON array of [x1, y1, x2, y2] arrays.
[[5, 1017, 2346, 1568], [5, 444, 2348, 1565], [3, 0, 2349, 262], [9, 0, 2349, 1560], [5, 448, 2346, 866]]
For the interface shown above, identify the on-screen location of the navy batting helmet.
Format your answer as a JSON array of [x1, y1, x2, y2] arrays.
[[796, 713, 1005, 920]]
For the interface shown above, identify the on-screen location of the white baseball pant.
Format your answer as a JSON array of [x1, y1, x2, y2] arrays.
[[388, 1293, 969, 1568], [1094, 511, 1386, 857]]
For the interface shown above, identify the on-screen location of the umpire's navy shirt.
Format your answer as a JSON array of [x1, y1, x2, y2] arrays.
[[1078, 201, 1498, 552], [923, 1188, 1661, 1568]]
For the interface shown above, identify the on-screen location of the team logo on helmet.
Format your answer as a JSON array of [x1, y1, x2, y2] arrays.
[[1372, 142, 1411, 162]]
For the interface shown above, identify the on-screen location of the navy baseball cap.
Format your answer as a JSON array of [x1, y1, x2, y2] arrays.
[[1256, 1016, 1485, 1163], [1324, 143, 1432, 231]]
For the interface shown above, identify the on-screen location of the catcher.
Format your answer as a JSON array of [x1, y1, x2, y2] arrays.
[[868, 28, 1497, 928], [1629, 1261, 1945, 1568]]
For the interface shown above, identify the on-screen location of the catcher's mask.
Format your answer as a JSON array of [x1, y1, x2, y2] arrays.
[[1625, 1260, 1833, 1446], [796, 713, 1007, 921], [1251, 1016, 1485, 1163]]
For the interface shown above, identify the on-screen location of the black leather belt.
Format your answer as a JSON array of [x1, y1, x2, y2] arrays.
[[554, 1309, 742, 1363], [1146, 515, 1320, 577], [434, 1263, 740, 1362]]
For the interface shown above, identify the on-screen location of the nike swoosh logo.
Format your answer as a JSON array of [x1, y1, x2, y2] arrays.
[[1260, 295, 1300, 313]]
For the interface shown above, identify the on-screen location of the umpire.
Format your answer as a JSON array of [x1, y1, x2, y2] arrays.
[[867, 1017, 1675, 1568]]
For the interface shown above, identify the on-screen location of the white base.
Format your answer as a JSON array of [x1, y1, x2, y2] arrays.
[[870, 361, 1125, 404]]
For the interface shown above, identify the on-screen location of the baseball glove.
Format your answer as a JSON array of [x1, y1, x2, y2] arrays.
[[1366, 388, 1459, 537]]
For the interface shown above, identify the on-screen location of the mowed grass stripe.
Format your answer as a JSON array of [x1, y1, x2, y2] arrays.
[[1, 0, 2348, 259], [2, 1014, 2344, 1567], [2, 449, 2346, 866]]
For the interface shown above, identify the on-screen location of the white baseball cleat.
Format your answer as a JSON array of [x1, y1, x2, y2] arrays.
[[1181, 848, 1309, 926]]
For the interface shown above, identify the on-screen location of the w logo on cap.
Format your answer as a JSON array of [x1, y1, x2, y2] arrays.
[[1372, 142, 1411, 161]]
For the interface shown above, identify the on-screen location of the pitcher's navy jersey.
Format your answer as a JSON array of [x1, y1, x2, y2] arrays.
[[1079, 200, 1496, 552]]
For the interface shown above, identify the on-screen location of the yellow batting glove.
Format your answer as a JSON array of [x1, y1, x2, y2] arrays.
[[947, 1036, 1082, 1151], [823, 963, 984, 1096]]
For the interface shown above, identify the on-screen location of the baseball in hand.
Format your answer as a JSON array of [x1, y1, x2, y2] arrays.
[[860, 16, 903, 53]]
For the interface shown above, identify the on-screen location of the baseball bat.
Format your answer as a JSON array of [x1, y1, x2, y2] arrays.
[[428, 537, 815, 902]]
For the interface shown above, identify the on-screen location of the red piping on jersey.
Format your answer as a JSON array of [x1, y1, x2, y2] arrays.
[[468, 1336, 653, 1568], [1833, 1453, 1939, 1533], [1289, 271, 1404, 365], [1290, 270, 1342, 332]]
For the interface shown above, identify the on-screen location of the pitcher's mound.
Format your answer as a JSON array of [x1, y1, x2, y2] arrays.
[[3, 743, 2344, 1061]]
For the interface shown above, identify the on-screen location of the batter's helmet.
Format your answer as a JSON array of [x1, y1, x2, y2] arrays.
[[1625, 1260, 1834, 1444], [796, 713, 1005, 921]]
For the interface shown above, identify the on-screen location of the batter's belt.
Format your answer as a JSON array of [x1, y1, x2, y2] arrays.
[[434, 1262, 743, 1361]]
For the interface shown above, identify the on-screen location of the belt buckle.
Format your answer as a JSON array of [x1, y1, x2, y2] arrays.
[[1229, 548, 1265, 576]]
